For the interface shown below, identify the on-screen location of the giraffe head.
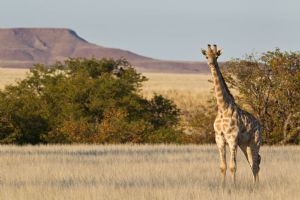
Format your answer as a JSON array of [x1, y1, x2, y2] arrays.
[[201, 44, 222, 65]]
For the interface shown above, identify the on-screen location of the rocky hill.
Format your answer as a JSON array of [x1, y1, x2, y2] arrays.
[[0, 28, 208, 73]]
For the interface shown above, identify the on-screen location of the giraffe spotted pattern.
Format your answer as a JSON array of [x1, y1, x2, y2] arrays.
[[201, 44, 262, 186]]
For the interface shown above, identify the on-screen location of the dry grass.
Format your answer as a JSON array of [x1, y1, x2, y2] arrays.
[[0, 68, 29, 89], [0, 145, 299, 200], [142, 73, 212, 96], [141, 73, 213, 110]]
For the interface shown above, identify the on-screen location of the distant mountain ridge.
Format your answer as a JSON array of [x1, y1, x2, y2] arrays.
[[0, 28, 208, 73]]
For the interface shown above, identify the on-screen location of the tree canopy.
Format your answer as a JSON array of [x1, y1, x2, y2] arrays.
[[223, 49, 300, 144]]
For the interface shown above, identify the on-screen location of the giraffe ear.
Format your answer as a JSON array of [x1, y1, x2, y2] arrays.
[[217, 49, 223, 57], [201, 49, 207, 56]]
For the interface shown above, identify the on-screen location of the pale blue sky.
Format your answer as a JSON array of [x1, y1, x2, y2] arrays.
[[0, 0, 299, 61]]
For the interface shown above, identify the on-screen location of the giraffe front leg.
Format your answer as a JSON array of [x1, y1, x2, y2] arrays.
[[228, 141, 237, 186], [215, 134, 226, 188]]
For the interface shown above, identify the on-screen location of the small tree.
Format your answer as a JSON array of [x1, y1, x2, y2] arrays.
[[223, 49, 300, 144]]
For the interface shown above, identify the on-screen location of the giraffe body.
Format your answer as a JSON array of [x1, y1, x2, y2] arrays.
[[201, 44, 262, 186]]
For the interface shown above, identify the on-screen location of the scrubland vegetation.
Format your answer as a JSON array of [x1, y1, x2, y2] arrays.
[[0, 145, 299, 200], [0, 49, 299, 144]]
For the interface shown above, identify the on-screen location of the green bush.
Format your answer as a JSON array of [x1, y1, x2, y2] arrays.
[[0, 58, 182, 144], [187, 98, 216, 144]]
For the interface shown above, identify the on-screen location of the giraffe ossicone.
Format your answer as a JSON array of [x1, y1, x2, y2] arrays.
[[201, 44, 262, 186]]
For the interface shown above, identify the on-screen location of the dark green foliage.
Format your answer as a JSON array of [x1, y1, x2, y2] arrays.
[[187, 97, 216, 144], [0, 58, 182, 144], [146, 127, 183, 144], [148, 94, 180, 128]]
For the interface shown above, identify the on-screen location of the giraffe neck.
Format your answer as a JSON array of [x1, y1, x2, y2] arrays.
[[209, 61, 234, 111]]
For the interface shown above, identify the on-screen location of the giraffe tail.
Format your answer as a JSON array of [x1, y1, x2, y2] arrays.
[[257, 154, 261, 165]]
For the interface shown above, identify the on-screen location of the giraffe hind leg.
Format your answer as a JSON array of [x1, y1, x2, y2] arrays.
[[239, 144, 260, 182], [253, 129, 262, 183], [247, 145, 260, 183], [253, 150, 261, 183]]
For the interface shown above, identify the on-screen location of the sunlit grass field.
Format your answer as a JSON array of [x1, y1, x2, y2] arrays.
[[0, 145, 299, 200], [0, 68, 29, 89]]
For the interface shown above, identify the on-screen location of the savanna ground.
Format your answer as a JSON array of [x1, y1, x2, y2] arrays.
[[0, 145, 299, 200], [0, 68, 299, 199]]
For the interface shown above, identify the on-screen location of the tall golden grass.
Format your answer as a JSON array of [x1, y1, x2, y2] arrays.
[[0, 68, 29, 89], [0, 145, 299, 200], [142, 73, 212, 111]]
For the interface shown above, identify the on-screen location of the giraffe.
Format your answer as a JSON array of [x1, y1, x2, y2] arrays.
[[201, 44, 262, 186]]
